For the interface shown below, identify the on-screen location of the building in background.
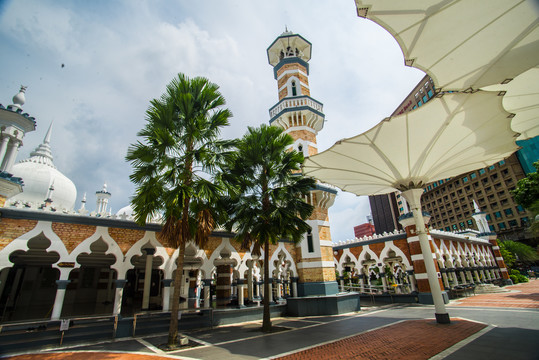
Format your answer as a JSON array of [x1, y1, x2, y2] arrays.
[[368, 74, 538, 241], [353, 222, 375, 238]]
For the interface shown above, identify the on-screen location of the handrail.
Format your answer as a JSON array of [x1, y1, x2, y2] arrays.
[[0, 314, 115, 330]]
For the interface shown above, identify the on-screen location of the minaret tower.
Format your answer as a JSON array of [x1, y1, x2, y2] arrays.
[[267, 30, 338, 296], [96, 183, 111, 215]]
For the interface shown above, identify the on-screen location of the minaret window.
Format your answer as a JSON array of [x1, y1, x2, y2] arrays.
[[307, 230, 314, 253], [291, 81, 297, 96], [298, 144, 303, 153]]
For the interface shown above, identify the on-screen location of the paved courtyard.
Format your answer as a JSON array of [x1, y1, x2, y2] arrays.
[[3, 279, 538, 360]]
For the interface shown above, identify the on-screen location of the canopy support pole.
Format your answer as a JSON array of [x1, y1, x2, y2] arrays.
[[401, 188, 450, 324]]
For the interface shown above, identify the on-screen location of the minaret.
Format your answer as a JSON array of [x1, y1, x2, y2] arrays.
[[0, 86, 36, 172], [96, 183, 111, 215], [267, 30, 338, 296]]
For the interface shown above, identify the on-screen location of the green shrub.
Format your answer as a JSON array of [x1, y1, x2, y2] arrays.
[[517, 274, 529, 283], [510, 274, 519, 284]]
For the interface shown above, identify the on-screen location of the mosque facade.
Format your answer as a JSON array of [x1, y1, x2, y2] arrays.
[[0, 31, 510, 325]]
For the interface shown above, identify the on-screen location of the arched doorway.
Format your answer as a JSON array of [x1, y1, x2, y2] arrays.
[[0, 233, 60, 321]]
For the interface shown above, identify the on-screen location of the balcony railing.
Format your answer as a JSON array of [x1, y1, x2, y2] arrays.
[[269, 95, 323, 119]]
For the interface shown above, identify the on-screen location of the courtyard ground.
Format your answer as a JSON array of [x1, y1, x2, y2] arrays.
[[2, 279, 538, 360]]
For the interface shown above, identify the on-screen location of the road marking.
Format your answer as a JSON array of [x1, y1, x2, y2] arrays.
[[136, 337, 166, 354], [428, 325, 495, 360]]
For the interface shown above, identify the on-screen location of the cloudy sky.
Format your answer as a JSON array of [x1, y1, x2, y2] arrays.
[[0, 0, 425, 243]]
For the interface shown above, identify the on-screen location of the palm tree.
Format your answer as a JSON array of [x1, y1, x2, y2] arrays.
[[126, 73, 233, 347], [221, 124, 315, 332]]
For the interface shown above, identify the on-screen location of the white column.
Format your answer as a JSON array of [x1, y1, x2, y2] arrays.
[[451, 270, 459, 286], [141, 248, 155, 310], [113, 279, 127, 315], [203, 279, 211, 308], [247, 261, 254, 301], [51, 277, 71, 320], [237, 280, 245, 307], [473, 269, 481, 283], [162, 279, 172, 311], [267, 279, 273, 303], [442, 271, 450, 289], [291, 277, 298, 297], [380, 272, 388, 292], [459, 270, 467, 284], [402, 188, 449, 323], [1, 139, 18, 172], [0, 135, 10, 167]]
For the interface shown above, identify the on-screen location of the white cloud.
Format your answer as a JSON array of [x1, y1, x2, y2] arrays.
[[0, 0, 425, 239]]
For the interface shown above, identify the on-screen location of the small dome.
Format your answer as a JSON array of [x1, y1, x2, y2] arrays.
[[116, 204, 133, 216]]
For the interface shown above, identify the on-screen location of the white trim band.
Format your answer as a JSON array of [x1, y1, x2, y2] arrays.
[[297, 261, 335, 269], [414, 273, 429, 280]]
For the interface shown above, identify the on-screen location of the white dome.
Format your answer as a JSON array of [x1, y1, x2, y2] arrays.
[[9, 123, 77, 210], [116, 204, 134, 216]]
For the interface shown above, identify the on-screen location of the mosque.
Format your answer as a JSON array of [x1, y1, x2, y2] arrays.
[[0, 31, 510, 328]]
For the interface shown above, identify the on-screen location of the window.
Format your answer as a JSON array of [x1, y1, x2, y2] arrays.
[[291, 81, 297, 96], [445, 226, 451, 231], [479, 169, 486, 175], [508, 220, 518, 227], [418, 100, 423, 107], [467, 219, 473, 226], [433, 182, 437, 188], [413, 105, 418, 110], [428, 89, 434, 98], [494, 211, 502, 219], [459, 222, 465, 228], [486, 214, 491, 221], [439, 180, 444, 185], [489, 165, 495, 170], [499, 160, 505, 166], [498, 222, 506, 230], [463, 176, 468, 183], [423, 95, 428, 103], [517, 205, 525, 213], [504, 208, 513, 216], [489, 225, 495, 231], [452, 224, 458, 230], [427, 185, 431, 190], [307, 230, 314, 253], [471, 173, 476, 179]]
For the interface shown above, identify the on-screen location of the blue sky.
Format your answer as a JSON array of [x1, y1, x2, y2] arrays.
[[0, 0, 425, 242]]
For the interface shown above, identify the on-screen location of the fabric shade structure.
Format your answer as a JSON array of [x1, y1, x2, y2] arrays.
[[354, 0, 539, 92], [482, 66, 539, 140], [354, 0, 539, 140], [303, 91, 519, 323]]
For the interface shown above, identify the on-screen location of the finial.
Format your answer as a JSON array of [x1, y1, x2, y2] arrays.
[[11, 85, 27, 109], [473, 199, 481, 213], [102, 182, 107, 192]]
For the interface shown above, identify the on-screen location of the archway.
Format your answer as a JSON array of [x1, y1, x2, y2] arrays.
[[0, 233, 60, 321], [63, 237, 117, 317]]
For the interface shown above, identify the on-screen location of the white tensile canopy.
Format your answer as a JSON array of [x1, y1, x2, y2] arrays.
[[355, 0, 539, 140], [355, 0, 539, 91], [303, 92, 519, 196], [303, 91, 519, 323], [482, 66, 539, 140]]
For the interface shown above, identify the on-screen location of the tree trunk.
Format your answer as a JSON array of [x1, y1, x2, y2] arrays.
[[262, 240, 271, 332], [168, 240, 186, 347]]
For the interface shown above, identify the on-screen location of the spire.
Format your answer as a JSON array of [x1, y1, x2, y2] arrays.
[[20, 121, 55, 168], [472, 199, 482, 213], [43, 121, 53, 145]]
